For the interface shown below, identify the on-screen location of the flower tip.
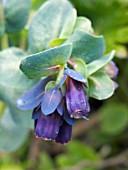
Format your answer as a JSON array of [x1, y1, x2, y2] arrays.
[[36, 135, 40, 139], [82, 116, 89, 120], [43, 137, 51, 141], [16, 99, 25, 108], [82, 82, 88, 88]]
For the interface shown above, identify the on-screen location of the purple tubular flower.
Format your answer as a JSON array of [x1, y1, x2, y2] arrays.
[[55, 121, 72, 144], [59, 67, 90, 119], [33, 106, 73, 143], [105, 61, 119, 80], [35, 111, 62, 140], [66, 77, 89, 118]]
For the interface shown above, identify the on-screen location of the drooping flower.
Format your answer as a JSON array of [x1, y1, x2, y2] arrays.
[[16, 76, 74, 144], [105, 61, 119, 80], [66, 77, 90, 118], [105, 61, 119, 89], [32, 102, 74, 144], [60, 67, 90, 119]]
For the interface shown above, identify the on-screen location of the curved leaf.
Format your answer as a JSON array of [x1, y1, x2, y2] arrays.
[[0, 108, 28, 152], [89, 71, 115, 100], [20, 44, 72, 79], [0, 47, 38, 127], [28, 0, 76, 53], [73, 16, 93, 33], [87, 50, 115, 76], [3, 0, 31, 33], [66, 30, 105, 63]]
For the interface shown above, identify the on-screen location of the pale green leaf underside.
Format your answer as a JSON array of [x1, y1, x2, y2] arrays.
[[89, 71, 115, 100], [87, 50, 115, 76], [73, 16, 93, 33]]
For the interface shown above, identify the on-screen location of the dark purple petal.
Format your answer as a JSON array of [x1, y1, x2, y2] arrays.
[[57, 99, 64, 116], [64, 67, 87, 83], [35, 112, 62, 140], [16, 76, 51, 110], [41, 86, 62, 115], [63, 106, 75, 126], [105, 61, 119, 79], [34, 119, 38, 130], [66, 78, 90, 118], [55, 121, 72, 144], [60, 75, 67, 87], [32, 106, 41, 119], [113, 81, 119, 90]]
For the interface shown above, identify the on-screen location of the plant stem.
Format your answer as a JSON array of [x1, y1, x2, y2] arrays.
[[56, 65, 65, 85], [0, 101, 6, 118], [1, 34, 9, 49]]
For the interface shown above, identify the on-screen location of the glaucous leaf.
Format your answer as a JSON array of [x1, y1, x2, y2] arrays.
[[72, 58, 87, 77], [28, 0, 76, 53], [3, 0, 31, 33], [89, 71, 115, 100], [100, 103, 128, 134], [87, 50, 115, 76], [66, 30, 105, 63], [0, 107, 28, 152], [0, 47, 38, 127], [20, 44, 72, 79], [73, 16, 93, 33]]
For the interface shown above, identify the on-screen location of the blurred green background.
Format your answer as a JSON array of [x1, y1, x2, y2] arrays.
[[0, 0, 128, 170]]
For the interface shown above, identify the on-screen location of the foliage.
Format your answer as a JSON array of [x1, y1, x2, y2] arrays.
[[0, 0, 128, 170]]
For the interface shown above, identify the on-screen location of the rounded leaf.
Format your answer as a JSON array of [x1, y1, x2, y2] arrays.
[[20, 44, 72, 78]]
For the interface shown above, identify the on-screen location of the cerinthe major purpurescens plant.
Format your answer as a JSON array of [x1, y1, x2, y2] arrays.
[[16, 0, 118, 144], [0, 0, 118, 149]]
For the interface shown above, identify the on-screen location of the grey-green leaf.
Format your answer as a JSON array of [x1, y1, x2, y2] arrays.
[[0, 107, 28, 152], [66, 30, 105, 63], [28, 0, 76, 53], [87, 50, 115, 76], [0, 47, 38, 128], [73, 16, 93, 33], [20, 44, 72, 79], [3, 0, 31, 33], [72, 58, 87, 78], [89, 71, 115, 100]]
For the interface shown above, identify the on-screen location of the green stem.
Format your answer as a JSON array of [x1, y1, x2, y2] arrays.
[[0, 101, 6, 118], [1, 33, 9, 49], [56, 65, 65, 85], [20, 29, 27, 50]]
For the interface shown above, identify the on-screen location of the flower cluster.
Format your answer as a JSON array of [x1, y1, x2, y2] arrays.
[[16, 67, 90, 144]]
